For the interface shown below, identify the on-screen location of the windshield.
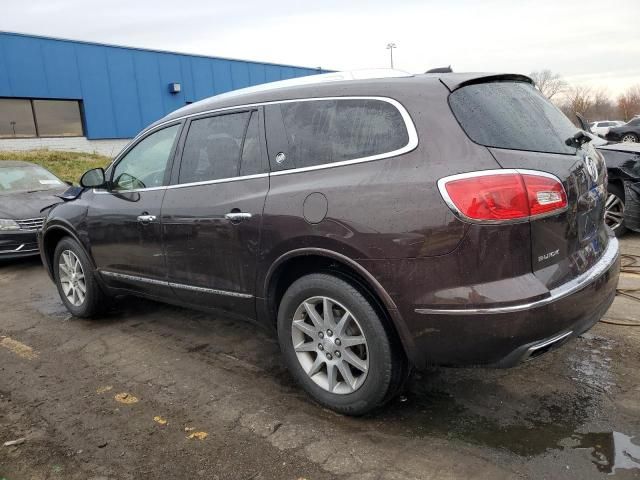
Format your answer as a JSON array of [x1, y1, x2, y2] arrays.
[[0, 164, 65, 194], [449, 81, 580, 155]]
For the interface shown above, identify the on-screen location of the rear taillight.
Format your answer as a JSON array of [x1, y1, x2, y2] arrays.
[[438, 169, 567, 222]]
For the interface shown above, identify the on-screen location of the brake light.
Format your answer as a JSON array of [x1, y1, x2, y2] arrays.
[[438, 170, 567, 222]]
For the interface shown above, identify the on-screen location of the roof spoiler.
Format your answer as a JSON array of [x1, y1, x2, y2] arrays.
[[425, 66, 452, 73], [439, 73, 534, 92]]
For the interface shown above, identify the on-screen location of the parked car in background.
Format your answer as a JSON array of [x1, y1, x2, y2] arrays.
[[589, 120, 624, 137], [597, 142, 640, 236], [606, 117, 640, 143], [39, 70, 620, 415], [0, 161, 68, 259]]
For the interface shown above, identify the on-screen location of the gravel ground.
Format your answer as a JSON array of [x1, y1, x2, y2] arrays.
[[1, 234, 639, 479]]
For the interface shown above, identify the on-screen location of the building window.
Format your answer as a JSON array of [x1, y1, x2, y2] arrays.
[[0, 99, 36, 138], [0, 98, 84, 139]]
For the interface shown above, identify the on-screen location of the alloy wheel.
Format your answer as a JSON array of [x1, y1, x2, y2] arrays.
[[291, 296, 369, 394], [58, 250, 87, 307], [605, 193, 625, 231], [621, 134, 638, 143]]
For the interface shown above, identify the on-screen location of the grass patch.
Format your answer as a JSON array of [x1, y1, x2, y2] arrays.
[[0, 149, 112, 184]]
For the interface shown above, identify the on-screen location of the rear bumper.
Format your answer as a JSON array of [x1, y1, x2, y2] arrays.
[[0, 231, 39, 260], [405, 236, 620, 368]]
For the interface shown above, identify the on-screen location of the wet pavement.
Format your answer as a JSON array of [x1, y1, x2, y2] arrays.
[[1, 234, 639, 479]]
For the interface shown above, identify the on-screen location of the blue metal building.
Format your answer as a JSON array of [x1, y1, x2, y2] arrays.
[[0, 32, 327, 140]]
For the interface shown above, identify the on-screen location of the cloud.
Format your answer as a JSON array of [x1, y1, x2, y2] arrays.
[[2, 0, 639, 95]]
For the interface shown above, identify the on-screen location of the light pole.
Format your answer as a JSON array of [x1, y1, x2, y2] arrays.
[[386, 43, 396, 69]]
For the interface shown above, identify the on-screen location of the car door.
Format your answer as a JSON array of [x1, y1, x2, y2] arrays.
[[161, 108, 269, 319], [87, 122, 182, 297]]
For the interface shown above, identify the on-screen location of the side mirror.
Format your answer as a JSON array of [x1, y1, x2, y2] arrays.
[[80, 168, 107, 188]]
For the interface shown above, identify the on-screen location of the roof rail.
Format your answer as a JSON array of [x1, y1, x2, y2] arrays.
[[211, 68, 413, 101]]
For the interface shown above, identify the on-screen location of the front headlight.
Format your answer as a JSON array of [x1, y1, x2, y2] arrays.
[[0, 219, 20, 231]]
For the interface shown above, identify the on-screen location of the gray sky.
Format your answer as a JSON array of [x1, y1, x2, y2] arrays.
[[2, 0, 639, 97]]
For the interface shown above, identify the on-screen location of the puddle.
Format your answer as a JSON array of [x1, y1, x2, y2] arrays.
[[561, 432, 640, 474], [370, 363, 639, 476], [569, 333, 616, 393]]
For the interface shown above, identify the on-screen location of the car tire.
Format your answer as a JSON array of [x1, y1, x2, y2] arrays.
[[605, 183, 628, 237], [277, 273, 403, 415], [53, 236, 109, 318], [621, 133, 638, 143]]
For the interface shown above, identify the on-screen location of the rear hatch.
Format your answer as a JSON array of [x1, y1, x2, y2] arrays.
[[448, 79, 609, 289]]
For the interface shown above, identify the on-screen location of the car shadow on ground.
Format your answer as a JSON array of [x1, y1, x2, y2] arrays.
[[90, 292, 635, 473], [5, 253, 638, 476]]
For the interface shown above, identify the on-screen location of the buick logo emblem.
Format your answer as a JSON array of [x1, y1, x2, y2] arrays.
[[585, 156, 598, 182]]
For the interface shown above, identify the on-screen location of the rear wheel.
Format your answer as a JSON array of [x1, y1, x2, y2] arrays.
[[277, 273, 402, 415], [605, 183, 627, 237], [53, 237, 109, 317], [621, 133, 638, 143]]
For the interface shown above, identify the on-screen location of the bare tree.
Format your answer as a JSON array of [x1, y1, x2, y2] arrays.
[[560, 85, 594, 125], [588, 88, 618, 120], [529, 70, 568, 100], [618, 85, 640, 121]]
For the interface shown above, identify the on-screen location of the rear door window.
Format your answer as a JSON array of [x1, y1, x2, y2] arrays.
[[179, 111, 251, 183], [275, 98, 409, 169], [449, 82, 579, 155]]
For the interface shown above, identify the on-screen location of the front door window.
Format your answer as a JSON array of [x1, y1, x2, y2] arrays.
[[112, 124, 180, 190]]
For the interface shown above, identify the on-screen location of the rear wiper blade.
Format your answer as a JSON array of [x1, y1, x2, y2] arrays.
[[565, 131, 592, 148]]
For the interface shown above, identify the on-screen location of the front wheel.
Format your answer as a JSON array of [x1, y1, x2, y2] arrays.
[[277, 273, 403, 415], [621, 133, 638, 143], [605, 184, 627, 237], [53, 237, 109, 317]]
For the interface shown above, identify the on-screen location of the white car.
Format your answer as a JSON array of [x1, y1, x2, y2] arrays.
[[590, 120, 624, 137]]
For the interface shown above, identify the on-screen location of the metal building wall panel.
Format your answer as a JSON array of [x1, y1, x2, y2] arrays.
[[190, 57, 215, 101], [133, 51, 165, 127], [248, 63, 266, 86], [75, 43, 118, 139], [179, 57, 195, 103], [230, 61, 250, 90], [212, 59, 233, 95], [40, 41, 82, 99], [264, 65, 283, 83], [0, 43, 11, 93], [106, 49, 143, 137], [2, 36, 49, 97], [0, 32, 328, 139], [156, 53, 185, 114]]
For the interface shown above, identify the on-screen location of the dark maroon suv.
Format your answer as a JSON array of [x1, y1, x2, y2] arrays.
[[39, 70, 620, 415]]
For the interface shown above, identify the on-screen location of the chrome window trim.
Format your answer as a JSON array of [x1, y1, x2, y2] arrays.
[[167, 172, 269, 190], [93, 185, 167, 194], [93, 96, 418, 194], [99, 270, 253, 299], [415, 236, 619, 315], [436, 168, 569, 225], [93, 172, 270, 194]]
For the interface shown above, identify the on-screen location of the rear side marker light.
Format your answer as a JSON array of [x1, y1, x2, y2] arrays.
[[437, 169, 567, 223]]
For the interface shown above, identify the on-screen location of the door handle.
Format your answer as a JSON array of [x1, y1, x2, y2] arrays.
[[224, 212, 252, 222], [137, 214, 157, 224]]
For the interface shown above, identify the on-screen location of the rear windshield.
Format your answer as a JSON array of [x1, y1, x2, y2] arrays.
[[449, 81, 579, 155]]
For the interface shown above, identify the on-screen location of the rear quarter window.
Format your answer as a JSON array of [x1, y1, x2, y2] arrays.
[[278, 98, 410, 169], [449, 82, 579, 155]]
